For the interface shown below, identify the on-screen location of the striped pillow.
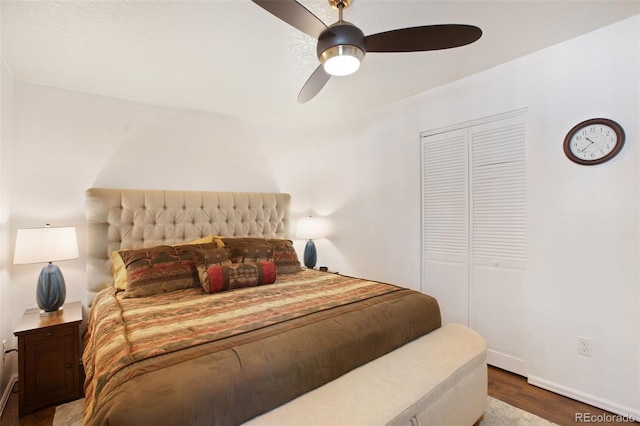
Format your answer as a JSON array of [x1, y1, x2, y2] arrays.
[[201, 261, 277, 293], [221, 237, 302, 275], [119, 242, 230, 298]]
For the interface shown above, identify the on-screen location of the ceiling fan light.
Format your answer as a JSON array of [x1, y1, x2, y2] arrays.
[[320, 45, 364, 76]]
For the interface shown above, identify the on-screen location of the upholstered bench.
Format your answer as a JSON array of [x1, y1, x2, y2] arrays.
[[247, 323, 487, 425]]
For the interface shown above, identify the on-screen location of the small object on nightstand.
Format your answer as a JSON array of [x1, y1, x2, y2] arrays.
[[296, 217, 326, 269], [13, 225, 79, 316], [319, 266, 328, 272], [13, 301, 83, 416]]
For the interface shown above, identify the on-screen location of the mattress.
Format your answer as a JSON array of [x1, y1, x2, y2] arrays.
[[83, 269, 441, 425]]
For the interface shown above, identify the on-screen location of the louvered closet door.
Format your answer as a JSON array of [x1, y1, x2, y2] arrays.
[[469, 115, 527, 375], [421, 128, 470, 326], [421, 111, 527, 375]]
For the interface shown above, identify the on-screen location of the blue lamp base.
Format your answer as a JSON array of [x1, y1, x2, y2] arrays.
[[303, 240, 317, 269], [37, 263, 67, 315]]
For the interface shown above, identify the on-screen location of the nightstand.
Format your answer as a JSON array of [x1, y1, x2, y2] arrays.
[[13, 301, 83, 416]]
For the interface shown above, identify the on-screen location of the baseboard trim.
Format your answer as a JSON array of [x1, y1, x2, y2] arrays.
[[0, 373, 18, 418], [528, 374, 640, 421], [486, 349, 527, 377]]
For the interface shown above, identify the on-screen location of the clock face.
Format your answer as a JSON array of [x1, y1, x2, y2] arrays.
[[564, 118, 625, 165]]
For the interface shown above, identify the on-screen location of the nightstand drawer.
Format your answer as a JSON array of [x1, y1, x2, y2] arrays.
[[23, 325, 74, 344]]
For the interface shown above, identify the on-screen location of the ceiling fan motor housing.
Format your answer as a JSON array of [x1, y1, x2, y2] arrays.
[[317, 22, 367, 63]]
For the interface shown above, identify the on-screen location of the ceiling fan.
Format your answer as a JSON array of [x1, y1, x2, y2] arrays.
[[252, 0, 482, 103]]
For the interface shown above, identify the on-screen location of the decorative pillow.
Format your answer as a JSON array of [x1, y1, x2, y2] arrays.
[[202, 261, 277, 293], [119, 242, 230, 298], [222, 238, 274, 264], [268, 239, 303, 274], [209, 235, 225, 248], [194, 247, 233, 292], [110, 250, 129, 291], [110, 235, 217, 291], [221, 237, 302, 275]]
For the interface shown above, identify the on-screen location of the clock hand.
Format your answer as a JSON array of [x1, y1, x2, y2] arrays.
[[578, 139, 596, 153]]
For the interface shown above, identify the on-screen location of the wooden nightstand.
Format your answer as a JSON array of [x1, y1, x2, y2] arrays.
[[13, 301, 83, 416]]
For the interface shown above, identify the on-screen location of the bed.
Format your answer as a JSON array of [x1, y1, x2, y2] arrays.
[[84, 188, 487, 425]]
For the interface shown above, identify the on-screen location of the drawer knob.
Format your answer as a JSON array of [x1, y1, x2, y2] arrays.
[[46, 332, 53, 337], [66, 363, 73, 369]]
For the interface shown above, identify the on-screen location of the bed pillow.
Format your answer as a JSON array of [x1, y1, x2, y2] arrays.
[[222, 237, 302, 274], [268, 239, 303, 274], [110, 235, 219, 291], [222, 238, 274, 264], [119, 242, 230, 298], [194, 247, 233, 292], [201, 261, 277, 293]]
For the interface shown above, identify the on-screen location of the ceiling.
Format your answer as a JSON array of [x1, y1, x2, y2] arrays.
[[2, 1, 638, 130]]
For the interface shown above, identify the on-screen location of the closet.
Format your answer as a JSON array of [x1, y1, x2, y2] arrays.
[[421, 110, 527, 375]]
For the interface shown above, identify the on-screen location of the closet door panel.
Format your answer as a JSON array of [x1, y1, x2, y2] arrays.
[[469, 114, 527, 374], [471, 264, 526, 375], [470, 116, 526, 265], [424, 259, 468, 325], [421, 128, 469, 325]]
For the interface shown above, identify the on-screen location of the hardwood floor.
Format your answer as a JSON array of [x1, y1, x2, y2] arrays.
[[0, 383, 55, 426], [0, 366, 626, 425], [487, 366, 622, 426]]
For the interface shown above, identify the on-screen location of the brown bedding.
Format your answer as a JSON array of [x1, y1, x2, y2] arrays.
[[83, 269, 441, 425]]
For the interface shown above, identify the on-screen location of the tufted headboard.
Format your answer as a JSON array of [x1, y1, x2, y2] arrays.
[[85, 188, 291, 304]]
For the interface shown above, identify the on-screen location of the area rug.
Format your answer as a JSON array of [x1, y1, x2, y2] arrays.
[[480, 397, 558, 425], [52, 398, 83, 426], [54, 396, 558, 425]]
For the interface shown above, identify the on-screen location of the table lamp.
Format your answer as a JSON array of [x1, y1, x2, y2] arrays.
[[296, 217, 325, 269], [13, 225, 79, 316]]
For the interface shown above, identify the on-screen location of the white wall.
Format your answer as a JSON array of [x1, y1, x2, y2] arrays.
[[305, 16, 639, 417], [1, 12, 638, 419], [1, 53, 17, 397], [5, 82, 308, 350]]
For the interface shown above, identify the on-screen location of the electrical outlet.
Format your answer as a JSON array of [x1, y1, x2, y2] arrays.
[[577, 337, 592, 357]]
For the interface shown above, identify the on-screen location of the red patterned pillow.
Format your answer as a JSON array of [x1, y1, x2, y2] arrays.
[[119, 245, 198, 298], [119, 243, 230, 298], [203, 261, 277, 293], [221, 237, 302, 275], [222, 238, 274, 264], [268, 239, 303, 274]]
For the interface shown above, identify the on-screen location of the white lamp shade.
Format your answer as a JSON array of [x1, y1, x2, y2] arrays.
[[14, 226, 79, 265], [296, 217, 326, 240]]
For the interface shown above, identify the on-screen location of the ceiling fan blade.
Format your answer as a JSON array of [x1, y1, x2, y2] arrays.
[[298, 65, 331, 103], [365, 24, 482, 53], [252, 0, 329, 40]]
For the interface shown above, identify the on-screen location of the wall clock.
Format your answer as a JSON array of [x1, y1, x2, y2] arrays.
[[563, 118, 625, 165]]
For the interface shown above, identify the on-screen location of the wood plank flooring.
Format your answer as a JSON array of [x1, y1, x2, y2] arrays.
[[0, 366, 625, 426], [487, 366, 621, 425]]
